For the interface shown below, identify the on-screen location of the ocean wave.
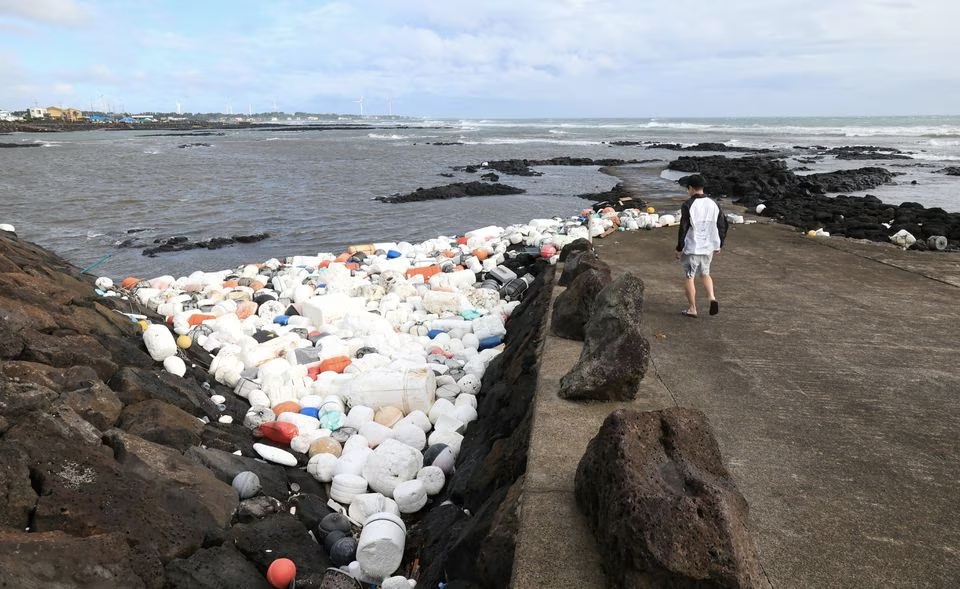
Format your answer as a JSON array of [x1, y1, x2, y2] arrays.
[[466, 137, 604, 147]]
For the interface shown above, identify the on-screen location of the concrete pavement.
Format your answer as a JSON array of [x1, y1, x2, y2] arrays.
[[511, 201, 960, 588]]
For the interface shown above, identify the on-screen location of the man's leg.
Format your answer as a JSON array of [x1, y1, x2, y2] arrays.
[[702, 274, 715, 301], [702, 274, 719, 315], [684, 276, 697, 315]]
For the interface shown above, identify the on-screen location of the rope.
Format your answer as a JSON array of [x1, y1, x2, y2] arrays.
[[81, 252, 113, 274]]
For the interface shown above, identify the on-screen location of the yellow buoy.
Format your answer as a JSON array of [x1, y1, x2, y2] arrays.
[[646, 206, 656, 214], [176, 334, 192, 349], [807, 230, 817, 237], [138, 320, 150, 332]]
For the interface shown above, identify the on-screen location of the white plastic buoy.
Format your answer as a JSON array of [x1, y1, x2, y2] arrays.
[[330, 473, 369, 504], [417, 465, 446, 495], [143, 324, 177, 361], [252, 442, 297, 466], [231, 471, 261, 499], [357, 512, 407, 580], [163, 355, 186, 377], [349, 492, 401, 524], [392, 479, 428, 513], [362, 439, 423, 497], [306, 453, 338, 483]]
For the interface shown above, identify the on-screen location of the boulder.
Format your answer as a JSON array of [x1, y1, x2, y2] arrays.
[[118, 398, 205, 452], [551, 261, 613, 341], [559, 272, 649, 400], [228, 512, 332, 580], [164, 545, 271, 589], [575, 408, 765, 588], [0, 530, 162, 589], [5, 409, 236, 563]]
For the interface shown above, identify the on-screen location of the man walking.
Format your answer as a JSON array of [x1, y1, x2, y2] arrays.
[[675, 174, 728, 317]]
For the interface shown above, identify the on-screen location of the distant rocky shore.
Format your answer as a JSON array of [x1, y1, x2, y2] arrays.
[[0, 120, 443, 134]]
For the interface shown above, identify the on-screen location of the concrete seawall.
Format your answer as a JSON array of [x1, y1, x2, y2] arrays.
[[512, 202, 960, 587]]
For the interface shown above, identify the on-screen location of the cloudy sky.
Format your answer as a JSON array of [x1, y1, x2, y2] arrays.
[[1, 0, 957, 119]]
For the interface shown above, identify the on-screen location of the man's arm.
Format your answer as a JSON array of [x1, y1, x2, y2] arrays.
[[676, 200, 691, 253], [716, 202, 729, 248]]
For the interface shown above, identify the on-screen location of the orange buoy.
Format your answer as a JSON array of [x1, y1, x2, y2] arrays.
[[235, 300, 259, 320], [272, 401, 302, 416], [121, 277, 140, 290], [187, 313, 217, 326], [540, 244, 558, 258], [318, 356, 351, 374], [472, 248, 489, 261], [258, 421, 299, 445], [266, 558, 296, 589], [309, 436, 343, 458], [222, 279, 239, 288], [374, 406, 404, 428], [405, 266, 441, 280]]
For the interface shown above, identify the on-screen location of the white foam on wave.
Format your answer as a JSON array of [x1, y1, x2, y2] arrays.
[[465, 137, 603, 147]]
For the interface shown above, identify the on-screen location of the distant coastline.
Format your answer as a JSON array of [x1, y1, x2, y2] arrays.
[[0, 120, 445, 134]]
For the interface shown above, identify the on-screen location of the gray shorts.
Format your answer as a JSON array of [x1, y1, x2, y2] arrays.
[[681, 253, 713, 278]]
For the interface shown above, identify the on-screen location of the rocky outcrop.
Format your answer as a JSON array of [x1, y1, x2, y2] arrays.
[[575, 408, 766, 588], [668, 155, 960, 247], [375, 181, 525, 203], [552, 252, 613, 341], [559, 272, 649, 400]]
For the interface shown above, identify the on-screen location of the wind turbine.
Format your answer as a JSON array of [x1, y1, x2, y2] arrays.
[[354, 96, 364, 117]]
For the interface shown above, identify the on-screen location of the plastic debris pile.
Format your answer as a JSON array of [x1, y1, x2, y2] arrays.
[[93, 206, 685, 585]]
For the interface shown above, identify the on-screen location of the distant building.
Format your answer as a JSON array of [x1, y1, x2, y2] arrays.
[[46, 106, 83, 122], [0, 110, 19, 121], [28, 107, 46, 119]]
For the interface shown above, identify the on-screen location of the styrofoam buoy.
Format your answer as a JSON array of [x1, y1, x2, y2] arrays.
[[333, 447, 373, 478], [232, 471, 261, 499], [360, 420, 395, 448], [381, 577, 417, 589], [393, 479, 428, 513], [349, 492, 401, 524], [330, 473, 369, 504], [163, 355, 186, 377], [306, 452, 338, 482], [357, 512, 407, 580], [143, 324, 177, 361], [245, 406, 275, 431], [417, 465, 446, 495], [363, 439, 424, 497], [391, 422, 427, 451]]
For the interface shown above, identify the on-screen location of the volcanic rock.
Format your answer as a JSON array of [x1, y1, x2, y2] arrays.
[[575, 407, 765, 588], [559, 272, 649, 400]]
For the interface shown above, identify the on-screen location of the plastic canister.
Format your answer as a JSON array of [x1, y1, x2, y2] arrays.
[[357, 512, 407, 580], [341, 368, 437, 414]]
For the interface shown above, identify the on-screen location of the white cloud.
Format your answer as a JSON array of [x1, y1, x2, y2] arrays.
[[0, 0, 88, 25], [1, 0, 958, 116]]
